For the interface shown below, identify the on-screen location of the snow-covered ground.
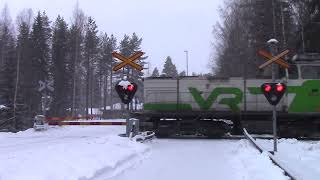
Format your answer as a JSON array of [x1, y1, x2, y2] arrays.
[[111, 139, 288, 180], [0, 124, 290, 180], [257, 138, 320, 180], [0, 126, 148, 180]]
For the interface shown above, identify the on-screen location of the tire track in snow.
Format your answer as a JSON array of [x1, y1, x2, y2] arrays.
[[80, 147, 151, 180]]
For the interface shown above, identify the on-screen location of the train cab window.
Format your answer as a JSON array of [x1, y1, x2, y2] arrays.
[[288, 65, 298, 79], [279, 68, 286, 78], [301, 66, 320, 79]]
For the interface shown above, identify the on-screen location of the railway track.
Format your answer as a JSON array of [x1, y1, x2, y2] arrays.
[[243, 128, 298, 180], [158, 133, 320, 141]]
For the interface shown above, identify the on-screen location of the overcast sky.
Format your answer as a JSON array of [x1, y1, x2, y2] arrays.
[[0, 0, 223, 75]]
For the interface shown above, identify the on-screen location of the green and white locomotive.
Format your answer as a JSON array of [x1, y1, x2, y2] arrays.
[[133, 53, 320, 137]]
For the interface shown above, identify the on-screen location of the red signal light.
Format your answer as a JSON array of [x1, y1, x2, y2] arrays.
[[127, 85, 134, 91], [264, 84, 272, 92], [276, 84, 284, 92]]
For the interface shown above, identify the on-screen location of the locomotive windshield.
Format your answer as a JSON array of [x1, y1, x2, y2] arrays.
[[301, 66, 320, 79], [288, 65, 299, 79]]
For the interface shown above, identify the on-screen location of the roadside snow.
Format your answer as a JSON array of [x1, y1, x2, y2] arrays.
[[257, 139, 320, 180], [0, 105, 8, 110], [0, 126, 149, 180]]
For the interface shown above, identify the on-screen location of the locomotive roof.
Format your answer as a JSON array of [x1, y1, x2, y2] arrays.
[[292, 53, 320, 62], [145, 76, 208, 80], [144, 76, 239, 80]]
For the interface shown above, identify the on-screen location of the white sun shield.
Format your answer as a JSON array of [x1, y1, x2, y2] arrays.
[[0, 105, 9, 110], [118, 80, 132, 89]]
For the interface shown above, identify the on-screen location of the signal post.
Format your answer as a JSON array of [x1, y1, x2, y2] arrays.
[[258, 39, 290, 153], [112, 51, 143, 137]]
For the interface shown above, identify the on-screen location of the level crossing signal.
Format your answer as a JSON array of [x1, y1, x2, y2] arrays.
[[261, 83, 286, 106], [115, 80, 138, 104]]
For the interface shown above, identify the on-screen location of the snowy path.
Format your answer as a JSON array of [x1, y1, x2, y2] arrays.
[[109, 139, 288, 180]]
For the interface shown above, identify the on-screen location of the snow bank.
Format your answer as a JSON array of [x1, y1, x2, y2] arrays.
[[231, 140, 289, 180], [257, 138, 320, 180], [105, 103, 143, 110], [0, 126, 149, 180], [105, 103, 122, 110], [0, 105, 8, 110]]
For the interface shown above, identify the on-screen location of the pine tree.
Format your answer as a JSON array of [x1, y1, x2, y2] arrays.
[[179, 70, 186, 77], [117, 33, 148, 109], [0, 4, 13, 68], [30, 11, 52, 116], [119, 34, 131, 79], [118, 35, 131, 110], [0, 51, 16, 131], [151, 67, 159, 77], [68, 4, 86, 116], [162, 56, 178, 77], [15, 9, 33, 130], [99, 33, 117, 111], [292, 0, 320, 53], [211, 0, 296, 78], [129, 33, 147, 81], [84, 16, 99, 116], [0, 5, 17, 131], [128, 33, 147, 109], [50, 15, 69, 117]]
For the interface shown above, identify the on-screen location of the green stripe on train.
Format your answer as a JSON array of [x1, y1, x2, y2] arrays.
[[144, 103, 192, 111]]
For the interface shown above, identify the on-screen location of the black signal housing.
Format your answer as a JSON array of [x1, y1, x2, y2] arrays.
[[261, 83, 286, 106], [115, 81, 138, 104]]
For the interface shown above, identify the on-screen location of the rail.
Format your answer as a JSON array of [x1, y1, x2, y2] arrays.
[[243, 128, 298, 180]]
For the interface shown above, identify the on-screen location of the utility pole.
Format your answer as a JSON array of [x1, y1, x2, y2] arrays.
[[184, 50, 189, 76], [272, 0, 276, 37], [147, 62, 151, 76], [143, 62, 151, 77], [13, 47, 21, 130], [267, 38, 279, 153]]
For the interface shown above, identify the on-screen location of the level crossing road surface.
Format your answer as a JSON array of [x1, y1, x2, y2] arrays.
[[108, 139, 288, 180]]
